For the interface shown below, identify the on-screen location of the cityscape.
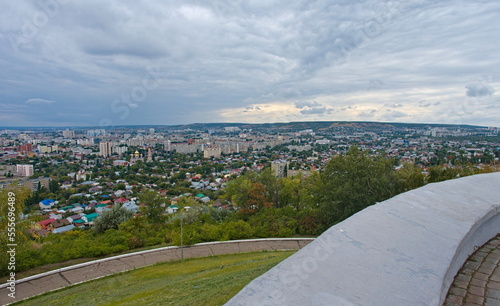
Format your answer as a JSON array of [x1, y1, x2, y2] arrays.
[[1, 122, 499, 223], [1, 0, 500, 304]]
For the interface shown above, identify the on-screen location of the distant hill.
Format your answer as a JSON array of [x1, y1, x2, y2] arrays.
[[0, 121, 488, 131], [161, 121, 487, 132]]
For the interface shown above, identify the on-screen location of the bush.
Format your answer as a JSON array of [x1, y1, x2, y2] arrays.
[[222, 220, 254, 240], [248, 208, 298, 237], [93, 205, 133, 233]]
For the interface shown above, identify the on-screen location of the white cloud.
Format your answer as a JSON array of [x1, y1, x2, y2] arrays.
[[24, 98, 55, 105]]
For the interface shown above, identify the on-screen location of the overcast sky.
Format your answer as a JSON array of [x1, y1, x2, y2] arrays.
[[1, 0, 499, 127]]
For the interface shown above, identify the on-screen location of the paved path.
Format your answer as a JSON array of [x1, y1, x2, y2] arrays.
[[444, 235, 500, 306]]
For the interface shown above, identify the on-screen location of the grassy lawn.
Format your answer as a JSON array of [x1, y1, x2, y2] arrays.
[[15, 251, 295, 306]]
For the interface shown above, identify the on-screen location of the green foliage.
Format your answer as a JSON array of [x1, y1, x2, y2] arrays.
[[223, 176, 252, 211], [199, 223, 229, 241], [427, 165, 458, 183], [114, 183, 126, 190], [396, 163, 425, 191], [0, 186, 32, 275], [26, 229, 131, 270], [297, 209, 322, 235], [224, 171, 276, 213], [119, 216, 168, 248], [249, 208, 297, 237], [139, 190, 167, 224], [317, 146, 401, 226], [48, 180, 60, 193], [93, 205, 133, 233], [278, 173, 318, 211], [222, 220, 255, 240]]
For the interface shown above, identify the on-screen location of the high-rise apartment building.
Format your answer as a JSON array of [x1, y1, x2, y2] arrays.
[[16, 164, 34, 177], [99, 142, 111, 157], [62, 129, 75, 138]]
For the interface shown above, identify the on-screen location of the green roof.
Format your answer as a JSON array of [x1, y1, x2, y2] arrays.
[[61, 206, 74, 210], [95, 203, 107, 208], [84, 213, 99, 222], [73, 219, 85, 224], [196, 194, 204, 198]]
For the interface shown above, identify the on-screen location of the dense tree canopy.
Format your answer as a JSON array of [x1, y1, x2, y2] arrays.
[[316, 146, 401, 227]]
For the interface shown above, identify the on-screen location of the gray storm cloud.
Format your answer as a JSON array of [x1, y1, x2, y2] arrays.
[[0, 0, 499, 126]]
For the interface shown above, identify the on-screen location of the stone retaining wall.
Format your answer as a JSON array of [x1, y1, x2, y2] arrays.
[[227, 172, 500, 306], [0, 238, 313, 305]]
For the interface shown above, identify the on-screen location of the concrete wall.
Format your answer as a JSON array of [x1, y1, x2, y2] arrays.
[[227, 172, 500, 306], [0, 238, 313, 305]]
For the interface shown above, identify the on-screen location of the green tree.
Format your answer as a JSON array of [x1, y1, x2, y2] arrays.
[[224, 176, 252, 211], [139, 190, 167, 224], [93, 205, 133, 233], [49, 180, 60, 193], [317, 146, 400, 227], [224, 177, 271, 214], [396, 163, 425, 191], [278, 174, 317, 211]]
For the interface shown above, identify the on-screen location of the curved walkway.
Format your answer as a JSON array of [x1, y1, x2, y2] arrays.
[[444, 235, 500, 305], [0, 238, 313, 305]]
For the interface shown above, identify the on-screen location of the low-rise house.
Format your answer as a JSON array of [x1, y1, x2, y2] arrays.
[[81, 213, 99, 225], [95, 203, 109, 213], [67, 214, 82, 223], [190, 182, 204, 189], [212, 199, 223, 208], [195, 193, 205, 199], [89, 186, 103, 193], [114, 190, 126, 197], [61, 205, 75, 212], [70, 206, 84, 214], [199, 196, 210, 203], [48, 212, 63, 220], [37, 218, 56, 230], [166, 205, 179, 214], [115, 197, 129, 204], [122, 200, 139, 213], [52, 224, 75, 234], [48, 219, 70, 231], [85, 202, 97, 211], [39, 199, 55, 210], [73, 219, 85, 227]]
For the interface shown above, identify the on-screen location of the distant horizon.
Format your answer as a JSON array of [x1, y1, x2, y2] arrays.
[[0, 120, 495, 130]]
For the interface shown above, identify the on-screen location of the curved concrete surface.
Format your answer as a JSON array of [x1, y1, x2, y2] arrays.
[[227, 172, 500, 306], [0, 238, 313, 305]]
